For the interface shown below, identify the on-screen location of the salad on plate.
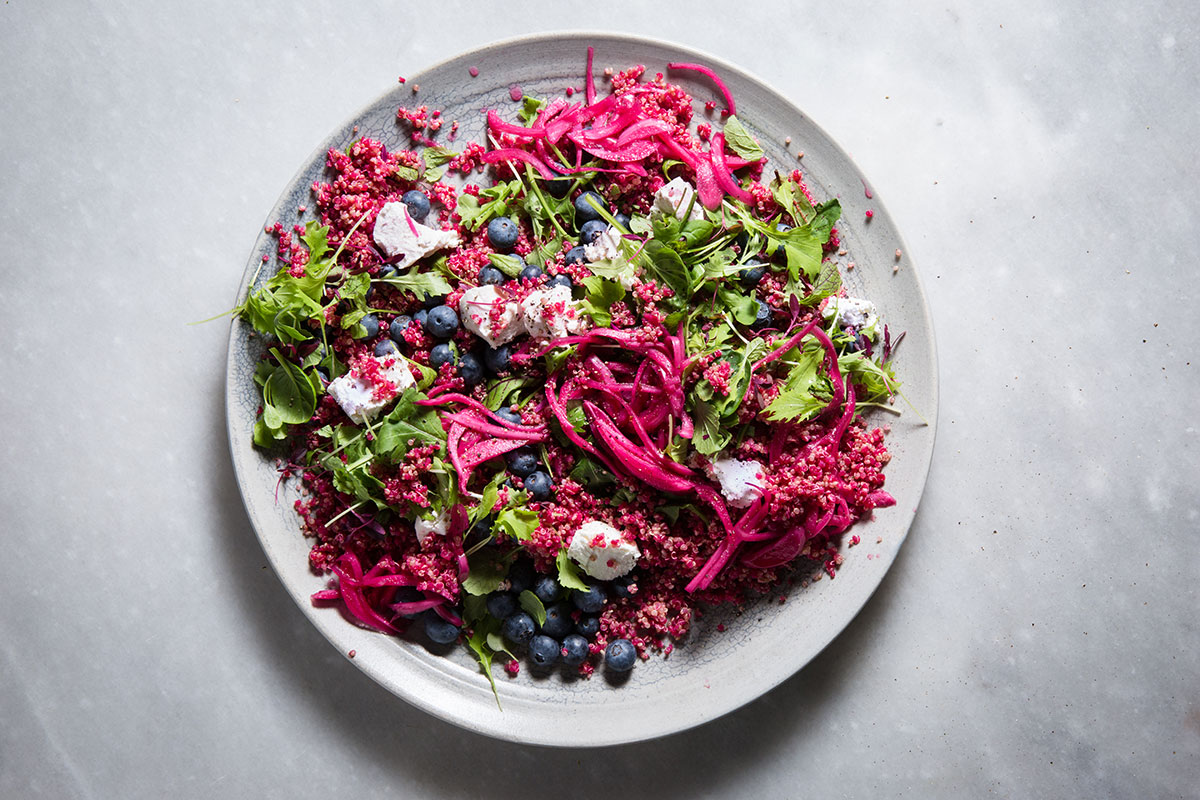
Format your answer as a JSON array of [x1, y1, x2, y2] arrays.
[[235, 48, 902, 697]]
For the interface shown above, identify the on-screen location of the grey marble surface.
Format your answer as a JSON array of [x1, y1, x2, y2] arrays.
[[1, 2, 1196, 797]]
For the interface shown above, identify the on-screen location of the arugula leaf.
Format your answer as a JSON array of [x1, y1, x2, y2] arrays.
[[377, 268, 453, 297], [488, 252, 525, 278], [485, 375, 534, 410], [722, 116, 764, 161], [466, 623, 502, 708], [555, 549, 589, 591]]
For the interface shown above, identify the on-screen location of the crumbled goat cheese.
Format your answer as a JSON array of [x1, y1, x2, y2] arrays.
[[520, 284, 586, 341], [568, 520, 640, 580], [653, 177, 705, 221], [823, 296, 880, 339], [372, 201, 461, 263], [326, 353, 415, 424], [583, 225, 623, 262], [708, 457, 765, 509], [584, 226, 638, 289], [458, 284, 525, 347], [414, 507, 450, 545]]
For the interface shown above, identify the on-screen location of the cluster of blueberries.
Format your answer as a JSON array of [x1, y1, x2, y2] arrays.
[[423, 560, 638, 673]]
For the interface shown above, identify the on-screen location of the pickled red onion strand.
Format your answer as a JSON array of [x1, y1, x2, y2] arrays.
[[667, 61, 736, 115]]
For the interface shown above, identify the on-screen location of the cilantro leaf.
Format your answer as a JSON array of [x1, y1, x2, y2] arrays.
[[463, 549, 508, 595], [555, 549, 589, 591], [580, 276, 626, 326], [691, 398, 732, 456], [494, 506, 539, 541]]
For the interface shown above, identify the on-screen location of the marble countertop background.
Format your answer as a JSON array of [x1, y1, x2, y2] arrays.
[[2, 2, 1195, 797]]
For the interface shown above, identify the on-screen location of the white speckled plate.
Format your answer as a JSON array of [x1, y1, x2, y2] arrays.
[[226, 32, 938, 747]]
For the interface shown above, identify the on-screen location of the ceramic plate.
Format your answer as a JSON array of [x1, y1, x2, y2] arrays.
[[226, 32, 938, 747]]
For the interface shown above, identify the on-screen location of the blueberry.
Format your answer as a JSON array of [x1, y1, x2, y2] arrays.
[[429, 342, 456, 369], [738, 261, 767, 289], [502, 611, 536, 644], [529, 634, 560, 667], [458, 351, 484, 385], [494, 407, 522, 426], [573, 584, 607, 614], [486, 592, 519, 620], [605, 638, 637, 671], [563, 246, 588, 266], [580, 219, 608, 245], [540, 603, 574, 639], [401, 189, 431, 222], [613, 212, 632, 231], [378, 264, 399, 279], [533, 575, 561, 604], [423, 611, 460, 645], [483, 344, 510, 373], [574, 190, 606, 221], [751, 299, 773, 330], [487, 216, 519, 251], [374, 339, 400, 358], [478, 265, 506, 286], [389, 315, 412, 342], [611, 574, 635, 599], [519, 263, 544, 282], [413, 308, 429, 328], [506, 446, 538, 478], [545, 175, 572, 198], [733, 229, 750, 254], [561, 634, 590, 666], [575, 615, 600, 639], [772, 223, 792, 260], [508, 560, 535, 594], [424, 305, 459, 339], [315, 367, 330, 385], [547, 273, 573, 290], [421, 293, 445, 310], [524, 470, 554, 501], [357, 313, 380, 340]]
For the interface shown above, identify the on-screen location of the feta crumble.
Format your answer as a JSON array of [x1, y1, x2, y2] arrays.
[[708, 457, 765, 509], [414, 507, 450, 545], [653, 177, 705, 222], [326, 353, 415, 424], [823, 296, 880, 339], [520, 284, 586, 341], [567, 520, 640, 580], [372, 201, 461, 263], [458, 285, 524, 348], [584, 226, 638, 289]]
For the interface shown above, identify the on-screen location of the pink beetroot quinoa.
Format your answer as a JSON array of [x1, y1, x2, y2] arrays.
[[261, 59, 893, 677]]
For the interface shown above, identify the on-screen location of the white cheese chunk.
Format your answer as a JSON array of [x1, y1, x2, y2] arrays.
[[822, 296, 880, 339], [708, 457, 765, 509], [520, 284, 586, 341], [653, 177, 705, 222], [414, 507, 450, 545], [567, 521, 640, 580], [583, 225, 623, 262], [458, 284, 525, 348], [326, 353, 415, 424], [372, 201, 461, 263]]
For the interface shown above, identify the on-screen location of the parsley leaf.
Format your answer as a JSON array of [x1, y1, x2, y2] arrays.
[[763, 341, 829, 422]]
